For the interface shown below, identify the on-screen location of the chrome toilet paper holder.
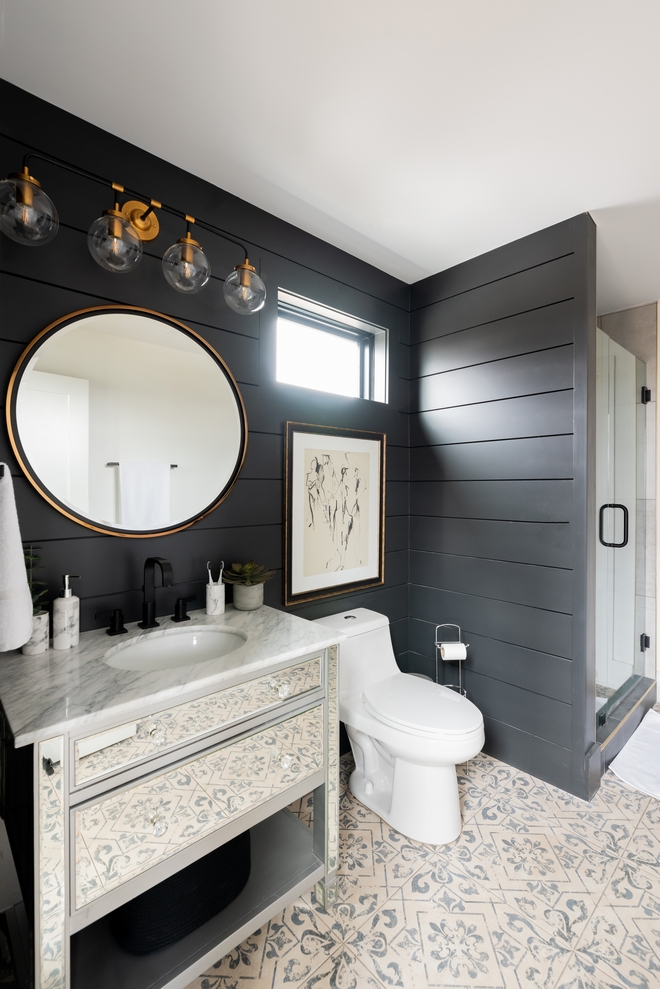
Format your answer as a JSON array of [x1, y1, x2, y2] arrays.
[[435, 623, 469, 696]]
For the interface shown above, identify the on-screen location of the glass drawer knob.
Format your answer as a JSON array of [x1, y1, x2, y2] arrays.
[[278, 684, 290, 699], [150, 727, 166, 746], [280, 754, 293, 770], [148, 814, 168, 837]]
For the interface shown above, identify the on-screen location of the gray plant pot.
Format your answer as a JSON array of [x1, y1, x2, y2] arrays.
[[232, 583, 264, 611]]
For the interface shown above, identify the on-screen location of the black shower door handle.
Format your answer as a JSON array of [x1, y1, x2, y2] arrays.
[[599, 503, 629, 548]]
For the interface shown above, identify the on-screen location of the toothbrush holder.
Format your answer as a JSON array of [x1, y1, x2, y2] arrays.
[[206, 582, 225, 616]]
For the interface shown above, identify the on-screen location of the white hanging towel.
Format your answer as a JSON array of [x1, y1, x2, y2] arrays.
[[119, 462, 171, 530], [0, 465, 33, 652]]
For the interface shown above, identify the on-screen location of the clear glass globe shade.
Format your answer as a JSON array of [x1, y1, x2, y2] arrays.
[[0, 176, 59, 246], [223, 266, 266, 314], [87, 212, 142, 273], [162, 241, 210, 293]]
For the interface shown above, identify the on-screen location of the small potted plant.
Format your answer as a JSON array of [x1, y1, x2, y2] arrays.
[[222, 561, 275, 611], [22, 544, 50, 655]]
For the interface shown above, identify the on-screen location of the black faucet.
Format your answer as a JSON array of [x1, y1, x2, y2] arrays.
[[138, 557, 173, 629]]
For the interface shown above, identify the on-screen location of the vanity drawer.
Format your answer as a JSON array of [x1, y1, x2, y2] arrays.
[[73, 656, 322, 786], [73, 703, 323, 909]]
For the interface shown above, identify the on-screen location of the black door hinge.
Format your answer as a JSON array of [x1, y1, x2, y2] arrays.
[[641, 633, 651, 652], [641, 387, 652, 404]]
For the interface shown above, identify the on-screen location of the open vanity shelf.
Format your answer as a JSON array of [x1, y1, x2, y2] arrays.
[[0, 605, 342, 989], [71, 811, 323, 989]]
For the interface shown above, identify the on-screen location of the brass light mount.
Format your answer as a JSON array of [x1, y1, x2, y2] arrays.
[[8, 165, 43, 206], [235, 257, 258, 286], [113, 184, 161, 241], [178, 215, 202, 264]]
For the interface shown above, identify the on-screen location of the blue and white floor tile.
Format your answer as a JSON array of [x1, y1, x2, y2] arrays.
[[186, 752, 660, 989]]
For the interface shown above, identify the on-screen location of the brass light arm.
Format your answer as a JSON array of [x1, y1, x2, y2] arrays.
[[21, 149, 252, 260]]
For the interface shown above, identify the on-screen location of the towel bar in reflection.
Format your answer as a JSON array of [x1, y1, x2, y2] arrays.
[[106, 463, 178, 468]]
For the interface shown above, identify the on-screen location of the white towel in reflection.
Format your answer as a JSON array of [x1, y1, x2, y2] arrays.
[[0, 464, 33, 651], [119, 462, 171, 530]]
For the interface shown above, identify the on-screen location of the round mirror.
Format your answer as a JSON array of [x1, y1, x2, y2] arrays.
[[7, 306, 247, 536]]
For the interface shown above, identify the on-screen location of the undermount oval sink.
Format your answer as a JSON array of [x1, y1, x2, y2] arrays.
[[105, 625, 247, 672]]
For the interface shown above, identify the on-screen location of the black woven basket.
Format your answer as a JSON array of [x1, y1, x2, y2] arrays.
[[110, 829, 251, 955]]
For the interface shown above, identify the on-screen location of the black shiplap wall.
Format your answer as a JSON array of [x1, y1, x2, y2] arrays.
[[0, 80, 410, 662], [407, 215, 596, 797]]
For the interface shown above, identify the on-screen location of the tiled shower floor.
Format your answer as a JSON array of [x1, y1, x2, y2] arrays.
[[185, 751, 660, 989]]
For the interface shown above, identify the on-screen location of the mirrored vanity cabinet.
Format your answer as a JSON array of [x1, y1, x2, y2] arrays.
[[0, 607, 342, 989]]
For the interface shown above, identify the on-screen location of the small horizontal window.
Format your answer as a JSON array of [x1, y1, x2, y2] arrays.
[[276, 290, 388, 403]]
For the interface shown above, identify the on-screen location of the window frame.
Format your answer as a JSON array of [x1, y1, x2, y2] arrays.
[[277, 290, 388, 403]]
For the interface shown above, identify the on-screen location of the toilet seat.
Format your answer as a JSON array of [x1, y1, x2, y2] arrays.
[[362, 673, 483, 739]]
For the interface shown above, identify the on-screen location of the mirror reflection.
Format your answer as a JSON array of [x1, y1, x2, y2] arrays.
[[11, 309, 246, 534]]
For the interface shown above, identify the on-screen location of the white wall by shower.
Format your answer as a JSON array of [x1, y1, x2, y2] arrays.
[[600, 302, 657, 683], [31, 322, 241, 526], [595, 330, 638, 691]]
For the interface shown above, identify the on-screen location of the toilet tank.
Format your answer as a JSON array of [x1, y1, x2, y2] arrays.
[[313, 608, 399, 696]]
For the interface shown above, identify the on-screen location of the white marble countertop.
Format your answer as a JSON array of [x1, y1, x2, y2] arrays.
[[0, 606, 344, 747]]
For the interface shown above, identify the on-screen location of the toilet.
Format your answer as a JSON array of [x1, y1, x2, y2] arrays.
[[314, 608, 485, 845]]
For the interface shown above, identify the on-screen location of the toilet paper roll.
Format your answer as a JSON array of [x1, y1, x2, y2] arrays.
[[440, 642, 467, 661]]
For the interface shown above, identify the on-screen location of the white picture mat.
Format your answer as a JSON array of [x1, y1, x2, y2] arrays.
[[290, 431, 382, 596]]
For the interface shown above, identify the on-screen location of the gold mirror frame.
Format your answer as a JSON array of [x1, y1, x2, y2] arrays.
[[6, 305, 248, 538]]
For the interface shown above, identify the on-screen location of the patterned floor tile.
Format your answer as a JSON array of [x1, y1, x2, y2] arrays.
[[548, 837, 660, 989], [429, 819, 621, 952], [623, 818, 660, 885], [292, 945, 387, 989], [353, 880, 572, 988], [303, 874, 396, 944], [303, 816, 434, 943], [556, 951, 651, 989], [188, 899, 339, 988], [464, 777, 558, 831], [185, 754, 660, 989], [288, 791, 315, 829], [546, 771, 650, 825], [534, 814, 634, 859]]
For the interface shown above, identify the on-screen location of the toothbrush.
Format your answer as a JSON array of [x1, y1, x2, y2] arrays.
[[207, 561, 225, 585]]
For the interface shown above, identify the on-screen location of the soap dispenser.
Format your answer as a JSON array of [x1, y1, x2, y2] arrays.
[[53, 574, 81, 650]]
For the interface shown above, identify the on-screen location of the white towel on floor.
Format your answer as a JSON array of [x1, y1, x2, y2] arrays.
[[609, 709, 660, 799], [119, 462, 171, 530], [0, 465, 33, 652]]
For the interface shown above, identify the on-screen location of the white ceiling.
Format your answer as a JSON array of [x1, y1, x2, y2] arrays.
[[2, 0, 660, 314]]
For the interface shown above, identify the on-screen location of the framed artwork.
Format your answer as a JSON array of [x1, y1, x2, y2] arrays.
[[284, 422, 386, 606]]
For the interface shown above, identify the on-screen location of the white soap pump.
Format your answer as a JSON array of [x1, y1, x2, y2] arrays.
[[52, 574, 81, 650]]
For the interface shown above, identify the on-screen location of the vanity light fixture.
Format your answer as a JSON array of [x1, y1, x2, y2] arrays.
[[162, 215, 211, 294], [87, 184, 143, 273], [0, 151, 266, 313], [223, 258, 267, 314], [0, 165, 59, 245]]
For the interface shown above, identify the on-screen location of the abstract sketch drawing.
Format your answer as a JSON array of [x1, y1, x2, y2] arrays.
[[303, 448, 370, 578]]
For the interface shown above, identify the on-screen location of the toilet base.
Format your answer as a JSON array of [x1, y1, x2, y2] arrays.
[[349, 759, 462, 845]]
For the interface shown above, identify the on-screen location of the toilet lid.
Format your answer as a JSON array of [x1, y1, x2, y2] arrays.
[[362, 674, 483, 737]]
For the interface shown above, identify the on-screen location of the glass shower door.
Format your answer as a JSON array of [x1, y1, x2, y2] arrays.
[[595, 329, 646, 726]]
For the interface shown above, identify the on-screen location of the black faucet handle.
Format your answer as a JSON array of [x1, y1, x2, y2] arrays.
[[172, 595, 196, 623], [95, 609, 128, 636]]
